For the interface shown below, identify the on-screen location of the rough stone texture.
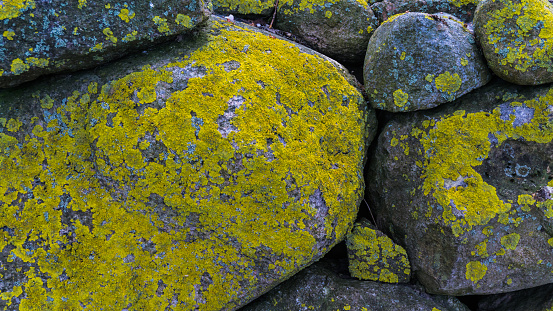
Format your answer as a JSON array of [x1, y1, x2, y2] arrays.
[[275, 0, 379, 63], [0, 0, 211, 89], [346, 218, 411, 283], [363, 12, 491, 112], [0, 17, 376, 310], [213, 0, 275, 17], [478, 283, 553, 311], [370, 0, 479, 23], [240, 258, 470, 311], [474, 0, 553, 85], [367, 78, 553, 295]]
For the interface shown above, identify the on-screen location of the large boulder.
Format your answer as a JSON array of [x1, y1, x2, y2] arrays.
[[370, 0, 479, 23], [364, 12, 491, 112], [0, 0, 211, 88], [240, 258, 470, 311], [0, 17, 376, 310], [367, 78, 553, 295], [474, 0, 553, 85], [275, 0, 379, 63]]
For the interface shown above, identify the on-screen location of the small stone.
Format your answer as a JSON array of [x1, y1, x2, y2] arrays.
[[346, 218, 411, 283]]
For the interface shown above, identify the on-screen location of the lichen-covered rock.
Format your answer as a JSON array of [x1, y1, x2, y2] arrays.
[[474, 0, 553, 85], [367, 78, 553, 295], [364, 12, 490, 112], [213, 0, 275, 17], [370, 0, 479, 23], [478, 283, 553, 311], [240, 258, 470, 311], [0, 0, 211, 89], [0, 17, 376, 310], [346, 218, 411, 283], [275, 0, 379, 63]]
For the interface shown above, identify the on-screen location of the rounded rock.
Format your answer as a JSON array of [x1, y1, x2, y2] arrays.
[[474, 0, 553, 85], [0, 17, 376, 310], [363, 12, 491, 112]]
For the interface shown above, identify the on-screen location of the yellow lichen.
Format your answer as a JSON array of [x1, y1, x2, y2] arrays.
[[393, 89, 409, 108], [153, 16, 170, 33], [3, 30, 15, 40], [78, 0, 86, 9], [466, 261, 487, 283], [176, 14, 193, 28], [118, 8, 135, 23], [0, 21, 368, 310], [480, 0, 553, 74], [0, 0, 35, 20], [10, 58, 30, 75], [500, 233, 521, 250], [434, 71, 462, 95], [420, 87, 553, 236]]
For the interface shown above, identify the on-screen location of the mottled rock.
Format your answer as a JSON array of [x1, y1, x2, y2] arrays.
[[346, 218, 411, 283], [240, 258, 470, 311], [275, 0, 379, 63], [474, 0, 553, 85], [478, 283, 553, 311], [370, 0, 479, 23], [367, 78, 553, 295], [0, 17, 376, 310], [213, 0, 275, 17], [364, 12, 491, 112], [0, 0, 211, 88]]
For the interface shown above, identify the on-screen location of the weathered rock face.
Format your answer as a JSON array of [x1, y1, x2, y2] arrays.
[[370, 0, 479, 23], [213, 0, 275, 17], [0, 0, 211, 88], [0, 17, 376, 310], [478, 283, 553, 311], [275, 0, 379, 63], [240, 258, 470, 311], [367, 78, 553, 295], [474, 0, 553, 85], [346, 218, 411, 283], [364, 12, 491, 112]]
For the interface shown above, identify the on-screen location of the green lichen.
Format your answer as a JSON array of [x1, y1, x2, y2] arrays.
[[0, 21, 368, 310], [420, 89, 553, 237], [466, 261, 487, 283]]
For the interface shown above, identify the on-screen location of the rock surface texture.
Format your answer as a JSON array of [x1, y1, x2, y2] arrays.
[[474, 0, 553, 85], [240, 258, 470, 311], [275, 0, 379, 63], [0, 0, 211, 88], [368, 78, 553, 295], [371, 0, 479, 23], [364, 12, 491, 112], [346, 218, 411, 283], [213, 0, 275, 17], [0, 17, 376, 310], [478, 282, 553, 311]]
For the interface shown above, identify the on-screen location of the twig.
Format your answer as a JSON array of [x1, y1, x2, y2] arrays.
[[363, 198, 377, 228], [269, 0, 279, 29]]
